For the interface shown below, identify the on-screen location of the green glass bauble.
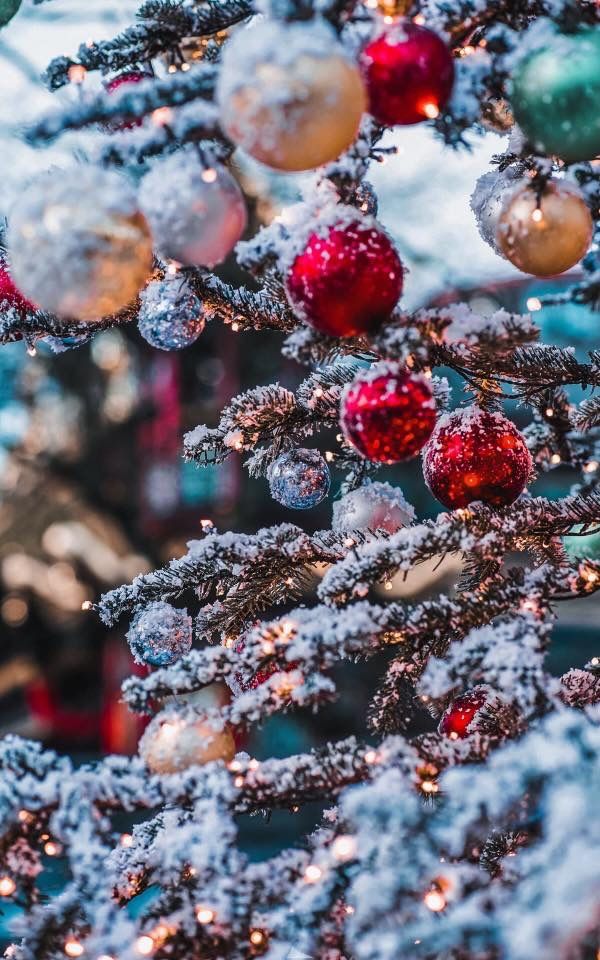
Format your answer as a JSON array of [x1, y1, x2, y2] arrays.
[[510, 27, 600, 163], [0, 0, 21, 26]]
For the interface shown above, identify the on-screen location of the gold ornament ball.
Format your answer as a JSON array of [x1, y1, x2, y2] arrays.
[[375, 0, 414, 17], [139, 709, 236, 775], [8, 167, 153, 321], [496, 180, 593, 277], [217, 20, 366, 172]]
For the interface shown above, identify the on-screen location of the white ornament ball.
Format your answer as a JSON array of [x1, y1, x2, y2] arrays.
[[138, 151, 247, 267], [470, 167, 525, 253], [8, 167, 153, 321], [139, 708, 236, 774], [332, 481, 415, 535], [138, 276, 205, 350]]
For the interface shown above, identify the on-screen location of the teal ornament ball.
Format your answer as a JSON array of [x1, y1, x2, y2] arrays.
[[0, 0, 22, 26], [510, 28, 600, 163]]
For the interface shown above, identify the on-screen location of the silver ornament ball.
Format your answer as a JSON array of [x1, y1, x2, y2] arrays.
[[138, 276, 205, 350]]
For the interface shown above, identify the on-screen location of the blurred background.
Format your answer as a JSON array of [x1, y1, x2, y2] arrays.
[[0, 0, 597, 918]]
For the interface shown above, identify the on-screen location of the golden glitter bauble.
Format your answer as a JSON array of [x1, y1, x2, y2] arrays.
[[8, 167, 153, 321], [496, 180, 593, 277], [139, 709, 236, 775], [481, 98, 514, 133], [217, 20, 366, 172]]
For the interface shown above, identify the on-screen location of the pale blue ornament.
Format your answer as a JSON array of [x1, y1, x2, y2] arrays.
[[268, 448, 330, 510], [127, 601, 193, 666]]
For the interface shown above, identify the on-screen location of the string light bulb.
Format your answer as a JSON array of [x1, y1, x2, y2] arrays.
[[424, 888, 446, 912], [64, 939, 84, 958], [135, 935, 154, 956], [332, 835, 357, 862], [196, 906, 215, 925], [304, 864, 323, 883], [0, 877, 16, 897]]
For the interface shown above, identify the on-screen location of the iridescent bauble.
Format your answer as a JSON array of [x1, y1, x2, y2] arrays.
[[138, 152, 247, 268], [332, 481, 415, 535], [268, 448, 330, 510], [139, 708, 236, 774], [510, 27, 600, 163], [0, 264, 35, 316], [8, 167, 153, 321], [0, 0, 21, 27], [361, 22, 454, 126], [496, 180, 592, 277], [127, 601, 193, 667], [285, 217, 403, 338], [217, 19, 366, 172], [340, 365, 436, 464], [470, 167, 524, 253], [438, 687, 489, 738], [422, 407, 532, 510], [138, 276, 205, 351], [105, 71, 151, 130]]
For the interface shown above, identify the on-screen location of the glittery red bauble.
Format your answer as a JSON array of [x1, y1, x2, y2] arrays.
[[285, 220, 403, 338], [340, 366, 436, 463], [105, 72, 150, 129], [423, 407, 532, 510], [361, 23, 454, 126], [439, 688, 488, 738], [0, 265, 34, 315]]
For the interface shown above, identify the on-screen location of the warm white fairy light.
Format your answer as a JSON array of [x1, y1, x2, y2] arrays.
[[424, 889, 446, 912], [364, 749, 379, 764], [64, 939, 84, 958], [135, 935, 154, 956], [120, 833, 133, 847], [531, 208, 544, 223], [44, 840, 60, 856], [201, 168, 218, 184], [332, 835, 357, 862], [0, 877, 16, 897], [304, 864, 323, 883], [584, 461, 598, 473], [228, 759, 242, 772], [550, 453, 561, 465], [152, 107, 173, 126], [421, 101, 439, 119], [234, 775, 245, 788], [526, 296, 542, 311], [196, 906, 216, 925], [249, 929, 266, 946]]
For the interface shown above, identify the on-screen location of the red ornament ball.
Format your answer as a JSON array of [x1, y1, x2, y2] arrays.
[[423, 407, 532, 510], [233, 638, 298, 693], [0, 265, 35, 315], [438, 687, 489, 739], [105, 72, 150, 129], [285, 219, 403, 338], [361, 22, 454, 126], [340, 365, 436, 463]]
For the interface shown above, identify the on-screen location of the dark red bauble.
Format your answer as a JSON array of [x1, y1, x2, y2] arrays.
[[423, 407, 532, 510], [105, 72, 150, 129], [361, 22, 454, 126], [340, 365, 436, 463], [233, 638, 298, 693], [438, 687, 488, 739], [0, 265, 35, 315], [285, 220, 403, 338]]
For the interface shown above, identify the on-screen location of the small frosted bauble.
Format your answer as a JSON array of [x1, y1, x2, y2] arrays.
[[361, 22, 454, 126], [285, 218, 403, 338], [510, 27, 600, 163], [332, 481, 415, 535], [268, 448, 330, 510], [139, 709, 236, 774], [0, 0, 21, 26], [496, 181, 592, 278], [138, 277, 205, 351], [127, 601, 193, 667], [105, 71, 151, 130], [138, 152, 247, 268], [423, 407, 532, 510], [438, 687, 489, 739], [217, 19, 366, 172], [0, 265, 34, 316], [8, 167, 153, 321], [470, 167, 524, 253], [340, 365, 436, 464]]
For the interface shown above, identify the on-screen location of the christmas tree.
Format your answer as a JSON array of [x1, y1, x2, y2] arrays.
[[0, 0, 600, 959]]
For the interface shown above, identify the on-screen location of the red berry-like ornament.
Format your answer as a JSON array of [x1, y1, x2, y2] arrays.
[[0, 265, 35, 316], [285, 219, 403, 338], [105, 72, 150, 129], [361, 22, 454, 126], [438, 687, 489, 739], [340, 364, 436, 463], [423, 407, 532, 510]]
